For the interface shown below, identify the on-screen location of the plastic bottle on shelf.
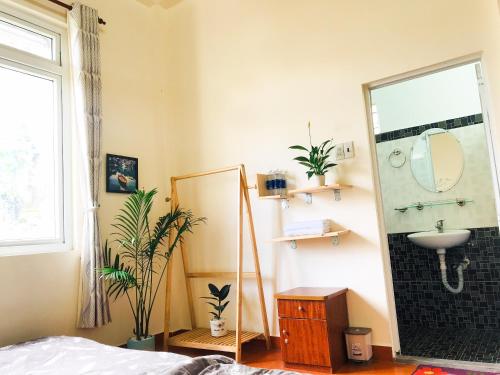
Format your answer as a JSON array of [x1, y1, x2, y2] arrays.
[[277, 170, 287, 197], [265, 173, 273, 193], [271, 170, 279, 196], [266, 170, 276, 195]]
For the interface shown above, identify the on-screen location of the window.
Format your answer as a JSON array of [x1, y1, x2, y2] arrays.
[[0, 7, 71, 256], [0, 16, 56, 60]]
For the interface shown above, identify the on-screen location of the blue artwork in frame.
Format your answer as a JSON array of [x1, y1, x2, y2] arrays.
[[106, 154, 138, 194]]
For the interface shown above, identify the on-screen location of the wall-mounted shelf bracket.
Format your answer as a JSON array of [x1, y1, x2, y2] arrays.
[[331, 234, 340, 246], [281, 199, 290, 209], [334, 189, 341, 201], [273, 230, 350, 249], [289, 184, 351, 205], [288, 234, 340, 248], [303, 190, 342, 204], [304, 193, 312, 204]]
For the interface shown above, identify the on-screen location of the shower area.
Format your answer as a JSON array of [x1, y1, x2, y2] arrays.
[[368, 61, 500, 363]]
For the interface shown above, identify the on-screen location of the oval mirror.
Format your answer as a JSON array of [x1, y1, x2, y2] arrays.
[[410, 128, 464, 192]]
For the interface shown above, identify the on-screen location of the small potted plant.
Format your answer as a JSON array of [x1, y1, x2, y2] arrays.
[[202, 283, 231, 337], [289, 122, 336, 186]]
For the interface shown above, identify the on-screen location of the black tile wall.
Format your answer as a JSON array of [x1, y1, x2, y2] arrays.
[[375, 113, 483, 143], [389, 227, 500, 330]]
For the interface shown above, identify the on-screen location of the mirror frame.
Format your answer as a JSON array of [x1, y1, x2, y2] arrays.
[[410, 128, 464, 192]]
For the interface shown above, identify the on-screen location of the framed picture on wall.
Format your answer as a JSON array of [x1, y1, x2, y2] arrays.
[[106, 154, 139, 194]]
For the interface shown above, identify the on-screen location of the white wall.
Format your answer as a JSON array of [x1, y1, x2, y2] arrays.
[[377, 124, 498, 234], [372, 63, 483, 133], [160, 0, 500, 348], [1, 0, 500, 351], [0, 0, 174, 347]]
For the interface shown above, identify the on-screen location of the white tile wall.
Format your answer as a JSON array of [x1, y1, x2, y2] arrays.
[[376, 124, 498, 234]]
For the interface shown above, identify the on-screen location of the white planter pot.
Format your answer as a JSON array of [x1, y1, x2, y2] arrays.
[[311, 174, 326, 187], [210, 318, 227, 337]]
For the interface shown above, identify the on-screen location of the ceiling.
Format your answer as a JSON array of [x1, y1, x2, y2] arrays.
[[135, 0, 183, 10]]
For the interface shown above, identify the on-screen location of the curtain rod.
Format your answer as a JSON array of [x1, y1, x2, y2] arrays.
[[47, 0, 106, 25]]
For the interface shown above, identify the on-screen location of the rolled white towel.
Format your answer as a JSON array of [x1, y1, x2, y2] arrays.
[[284, 219, 331, 236], [284, 227, 329, 236]]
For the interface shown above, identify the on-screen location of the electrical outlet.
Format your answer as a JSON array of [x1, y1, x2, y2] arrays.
[[335, 144, 345, 160], [343, 141, 354, 159]]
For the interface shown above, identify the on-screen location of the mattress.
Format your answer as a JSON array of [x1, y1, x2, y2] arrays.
[[0, 336, 301, 375]]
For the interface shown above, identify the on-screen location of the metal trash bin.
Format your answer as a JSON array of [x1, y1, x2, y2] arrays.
[[344, 327, 373, 362]]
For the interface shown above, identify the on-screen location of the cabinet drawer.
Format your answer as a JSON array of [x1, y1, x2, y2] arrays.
[[279, 318, 331, 367], [277, 299, 326, 320]]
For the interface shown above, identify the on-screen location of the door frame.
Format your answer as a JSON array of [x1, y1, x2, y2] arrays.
[[362, 52, 500, 356]]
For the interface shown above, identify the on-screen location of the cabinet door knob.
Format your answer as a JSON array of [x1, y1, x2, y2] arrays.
[[284, 338, 289, 344], [282, 329, 287, 336], [298, 306, 304, 312]]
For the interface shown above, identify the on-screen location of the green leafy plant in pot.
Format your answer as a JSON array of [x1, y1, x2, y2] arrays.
[[99, 188, 206, 351], [289, 122, 336, 186], [201, 283, 231, 337]]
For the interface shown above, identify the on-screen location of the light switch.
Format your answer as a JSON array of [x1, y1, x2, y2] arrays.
[[335, 144, 345, 160], [343, 141, 354, 159]]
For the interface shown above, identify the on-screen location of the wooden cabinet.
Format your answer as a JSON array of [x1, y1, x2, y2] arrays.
[[276, 287, 349, 372]]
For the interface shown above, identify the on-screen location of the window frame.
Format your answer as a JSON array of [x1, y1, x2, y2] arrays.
[[0, 10, 61, 63], [0, 4, 72, 257]]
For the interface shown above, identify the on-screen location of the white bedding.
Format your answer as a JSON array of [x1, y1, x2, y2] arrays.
[[0, 336, 191, 375], [0, 336, 303, 375]]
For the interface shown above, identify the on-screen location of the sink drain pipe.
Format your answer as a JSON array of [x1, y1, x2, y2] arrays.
[[437, 249, 469, 294]]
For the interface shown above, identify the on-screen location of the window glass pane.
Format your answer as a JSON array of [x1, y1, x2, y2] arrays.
[[0, 65, 61, 243], [0, 18, 54, 60]]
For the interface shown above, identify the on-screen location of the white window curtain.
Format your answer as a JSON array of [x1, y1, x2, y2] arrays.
[[69, 2, 111, 328]]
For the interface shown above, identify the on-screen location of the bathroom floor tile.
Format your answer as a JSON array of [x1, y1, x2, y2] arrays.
[[399, 325, 500, 363]]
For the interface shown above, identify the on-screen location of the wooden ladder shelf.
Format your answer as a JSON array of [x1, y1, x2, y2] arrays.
[[163, 165, 271, 362]]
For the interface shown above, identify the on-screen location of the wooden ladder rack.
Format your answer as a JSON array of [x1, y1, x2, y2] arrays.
[[163, 165, 271, 362]]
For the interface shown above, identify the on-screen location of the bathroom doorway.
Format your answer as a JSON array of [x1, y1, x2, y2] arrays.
[[366, 58, 500, 364]]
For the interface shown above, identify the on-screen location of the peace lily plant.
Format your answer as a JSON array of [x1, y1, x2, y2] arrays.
[[99, 189, 205, 351], [289, 122, 336, 186]]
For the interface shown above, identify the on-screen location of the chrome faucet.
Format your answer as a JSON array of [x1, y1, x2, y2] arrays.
[[435, 219, 444, 233]]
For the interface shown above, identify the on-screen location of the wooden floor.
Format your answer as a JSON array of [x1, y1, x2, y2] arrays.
[[164, 338, 417, 375]]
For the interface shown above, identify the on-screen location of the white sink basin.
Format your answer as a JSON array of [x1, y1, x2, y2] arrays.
[[407, 229, 471, 249]]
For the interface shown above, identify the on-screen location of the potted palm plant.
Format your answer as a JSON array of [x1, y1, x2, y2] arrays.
[[289, 122, 336, 186], [99, 188, 205, 351], [201, 283, 231, 337]]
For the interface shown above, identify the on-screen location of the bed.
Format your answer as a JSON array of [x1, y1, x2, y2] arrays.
[[0, 336, 300, 375]]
